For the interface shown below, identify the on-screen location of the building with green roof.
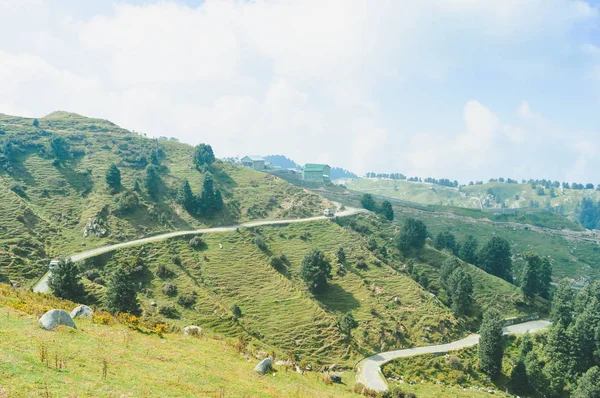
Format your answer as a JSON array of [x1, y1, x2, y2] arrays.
[[241, 155, 265, 170], [302, 163, 331, 183]]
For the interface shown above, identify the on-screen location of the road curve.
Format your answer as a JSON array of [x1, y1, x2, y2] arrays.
[[33, 206, 366, 293], [356, 319, 551, 392]]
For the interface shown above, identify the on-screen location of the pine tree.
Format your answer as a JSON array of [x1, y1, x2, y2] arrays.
[[538, 257, 552, 300], [379, 200, 394, 221], [570, 297, 600, 373], [105, 266, 140, 315], [337, 247, 346, 264], [521, 252, 541, 299], [479, 309, 504, 378], [551, 278, 575, 327], [300, 249, 332, 293], [448, 267, 473, 316], [458, 235, 479, 265], [105, 163, 121, 191], [545, 321, 575, 392], [397, 218, 428, 253], [176, 179, 194, 213], [360, 194, 376, 211], [477, 236, 513, 283], [524, 351, 547, 397], [48, 259, 84, 300], [440, 257, 461, 291], [510, 359, 529, 395], [144, 165, 160, 199], [339, 312, 358, 336], [193, 143, 215, 169], [573, 366, 600, 398]]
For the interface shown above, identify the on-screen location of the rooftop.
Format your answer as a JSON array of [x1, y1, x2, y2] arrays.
[[303, 163, 330, 172], [242, 155, 265, 162]]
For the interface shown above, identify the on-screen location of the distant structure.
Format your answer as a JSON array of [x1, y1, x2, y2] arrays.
[[302, 164, 331, 183], [241, 156, 265, 170]]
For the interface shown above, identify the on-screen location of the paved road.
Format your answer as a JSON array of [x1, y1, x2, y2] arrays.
[[33, 207, 366, 293], [356, 319, 552, 392]]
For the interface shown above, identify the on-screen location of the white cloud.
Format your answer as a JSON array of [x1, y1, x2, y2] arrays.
[[0, 0, 599, 181]]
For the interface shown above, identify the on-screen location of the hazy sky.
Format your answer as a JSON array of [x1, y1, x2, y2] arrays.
[[1, 0, 599, 183]]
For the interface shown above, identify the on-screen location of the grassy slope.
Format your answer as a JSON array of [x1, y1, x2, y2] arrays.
[[0, 112, 330, 285], [78, 214, 545, 366], [343, 178, 600, 221], [85, 219, 463, 366], [311, 185, 600, 283]]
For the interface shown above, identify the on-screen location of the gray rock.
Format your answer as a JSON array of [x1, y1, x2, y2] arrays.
[[70, 305, 93, 318], [183, 325, 203, 336], [253, 357, 272, 375], [39, 309, 76, 330], [330, 375, 342, 384]]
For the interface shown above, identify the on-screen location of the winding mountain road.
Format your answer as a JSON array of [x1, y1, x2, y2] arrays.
[[356, 319, 551, 392], [33, 206, 366, 293]]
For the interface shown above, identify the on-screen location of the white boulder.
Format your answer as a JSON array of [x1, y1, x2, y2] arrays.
[[70, 305, 93, 318], [39, 309, 76, 330]]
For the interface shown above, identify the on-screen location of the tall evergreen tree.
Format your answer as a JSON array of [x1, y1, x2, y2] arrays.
[[105, 266, 140, 315], [458, 235, 479, 265], [479, 309, 505, 378], [440, 257, 462, 291], [339, 312, 358, 336], [521, 252, 541, 299], [538, 257, 552, 300], [379, 200, 394, 221], [144, 165, 160, 199], [570, 297, 600, 373], [573, 366, 600, 398], [105, 163, 121, 191], [176, 179, 194, 213], [448, 267, 473, 316], [478, 236, 513, 283], [397, 218, 428, 253], [300, 249, 332, 293], [545, 321, 575, 392], [48, 259, 84, 300], [360, 194, 377, 211], [50, 136, 71, 162], [551, 278, 575, 327]]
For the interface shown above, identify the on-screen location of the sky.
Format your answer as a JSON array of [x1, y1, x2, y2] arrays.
[[0, 0, 599, 183]]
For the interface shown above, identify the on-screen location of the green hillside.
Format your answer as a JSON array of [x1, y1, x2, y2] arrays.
[[71, 214, 544, 367], [311, 185, 600, 284], [342, 178, 600, 221], [0, 112, 331, 286]]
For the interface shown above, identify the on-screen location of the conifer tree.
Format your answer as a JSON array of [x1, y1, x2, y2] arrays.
[[105, 163, 121, 191], [105, 266, 140, 315], [479, 309, 504, 378], [48, 259, 84, 300]]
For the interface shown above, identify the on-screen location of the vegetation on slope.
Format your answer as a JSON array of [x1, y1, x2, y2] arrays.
[[0, 112, 331, 286]]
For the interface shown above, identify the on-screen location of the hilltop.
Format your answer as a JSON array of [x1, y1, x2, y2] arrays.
[[0, 112, 333, 287]]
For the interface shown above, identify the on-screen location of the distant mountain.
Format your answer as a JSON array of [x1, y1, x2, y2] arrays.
[[331, 167, 358, 180], [264, 154, 300, 170]]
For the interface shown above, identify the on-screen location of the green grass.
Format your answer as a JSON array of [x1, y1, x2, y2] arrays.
[[0, 112, 331, 286], [0, 291, 359, 397], [84, 219, 465, 366], [343, 178, 599, 226]]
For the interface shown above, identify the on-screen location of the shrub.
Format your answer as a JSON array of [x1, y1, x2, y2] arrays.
[[156, 264, 175, 278], [93, 277, 105, 286], [117, 190, 139, 213], [10, 183, 27, 197], [270, 256, 284, 270], [231, 304, 242, 319], [154, 323, 168, 337], [92, 311, 113, 325], [162, 283, 178, 297], [254, 236, 268, 251], [189, 235, 204, 249], [177, 292, 197, 308], [158, 304, 178, 318], [356, 259, 368, 270], [84, 269, 101, 280], [448, 355, 463, 370]]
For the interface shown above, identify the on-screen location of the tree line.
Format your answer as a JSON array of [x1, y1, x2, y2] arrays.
[[360, 194, 394, 221]]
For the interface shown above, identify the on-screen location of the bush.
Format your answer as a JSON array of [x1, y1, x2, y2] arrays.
[[356, 259, 368, 270], [10, 183, 27, 197], [231, 304, 242, 319], [448, 355, 463, 370], [117, 190, 139, 213], [162, 283, 178, 297], [254, 236, 268, 251], [158, 303, 178, 318], [189, 235, 204, 250], [84, 269, 101, 280], [270, 256, 284, 270], [93, 277, 105, 286], [177, 292, 197, 308], [156, 264, 175, 278]]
